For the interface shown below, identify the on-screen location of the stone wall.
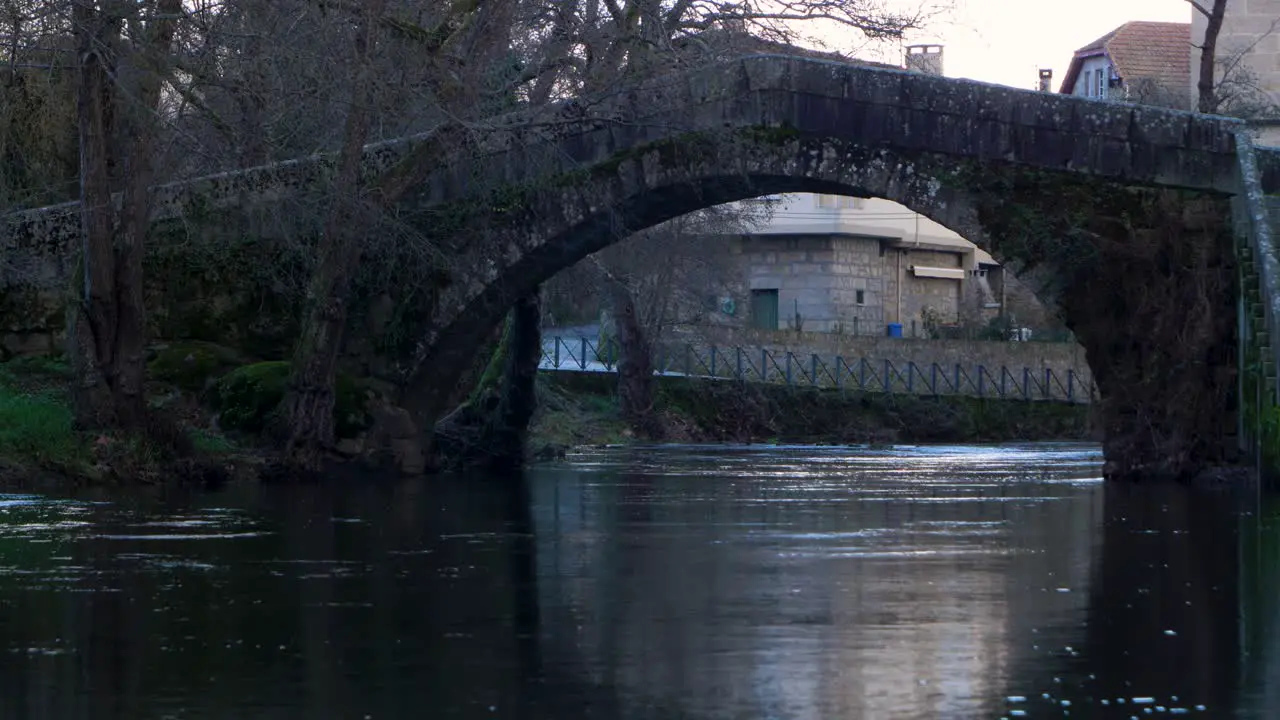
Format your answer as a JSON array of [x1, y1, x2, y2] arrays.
[[729, 234, 967, 335], [831, 237, 888, 331], [740, 234, 839, 330], [886, 247, 963, 328]]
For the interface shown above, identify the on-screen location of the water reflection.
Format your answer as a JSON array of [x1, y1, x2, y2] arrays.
[[531, 444, 1104, 719], [0, 444, 1274, 719]]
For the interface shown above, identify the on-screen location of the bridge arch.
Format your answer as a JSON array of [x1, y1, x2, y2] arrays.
[[414, 140, 1012, 359], [400, 107, 1238, 483]]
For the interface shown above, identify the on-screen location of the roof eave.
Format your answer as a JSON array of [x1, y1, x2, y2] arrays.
[[1058, 48, 1109, 94]]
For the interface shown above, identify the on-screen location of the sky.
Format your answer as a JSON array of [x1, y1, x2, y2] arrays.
[[815, 0, 1194, 90]]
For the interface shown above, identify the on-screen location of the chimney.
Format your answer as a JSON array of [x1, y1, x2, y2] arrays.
[[905, 44, 944, 76], [1038, 68, 1054, 92]]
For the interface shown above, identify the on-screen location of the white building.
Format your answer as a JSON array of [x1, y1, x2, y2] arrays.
[[723, 193, 1002, 336]]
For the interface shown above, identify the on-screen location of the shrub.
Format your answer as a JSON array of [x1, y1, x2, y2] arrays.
[[148, 341, 242, 391], [211, 361, 371, 438]]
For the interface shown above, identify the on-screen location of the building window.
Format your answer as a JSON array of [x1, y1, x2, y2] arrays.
[[856, 289, 866, 305], [1096, 68, 1106, 99]]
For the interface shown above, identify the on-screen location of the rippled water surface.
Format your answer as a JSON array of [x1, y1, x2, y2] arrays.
[[1, 443, 1278, 719]]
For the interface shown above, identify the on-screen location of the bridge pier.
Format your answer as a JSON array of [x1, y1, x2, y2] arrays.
[[430, 291, 543, 470], [1056, 193, 1240, 482]]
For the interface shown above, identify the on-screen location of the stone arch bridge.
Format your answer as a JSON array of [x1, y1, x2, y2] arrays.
[[6, 54, 1280, 482]]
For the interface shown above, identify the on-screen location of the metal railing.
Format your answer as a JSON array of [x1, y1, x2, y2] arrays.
[[540, 336, 1097, 404]]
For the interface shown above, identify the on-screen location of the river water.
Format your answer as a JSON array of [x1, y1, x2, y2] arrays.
[[0, 443, 1276, 719]]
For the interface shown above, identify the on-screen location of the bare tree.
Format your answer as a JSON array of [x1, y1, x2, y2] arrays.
[[68, 0, 182, 432], [596, 202, 773, 335], [275, 0, 530, 469], [1190, 0, 1228, 114], [277, 0, 389, 472], [517, 0, 948, 100], [560, 200, 770, 435], [1189, 0, 1280, 118]]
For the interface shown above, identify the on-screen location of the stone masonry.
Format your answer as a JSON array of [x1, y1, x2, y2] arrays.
[[737, 235, 888, 332], [888, 247, 963, 331], [729, 235, 965, 335]]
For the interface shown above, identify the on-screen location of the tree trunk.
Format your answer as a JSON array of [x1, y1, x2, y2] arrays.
[[1197, 0, 1228, 113], [602, 275, 663, 439], [277, 0, 507, 472], [69, 0, 180, 433], [279, 0, 386, 472]]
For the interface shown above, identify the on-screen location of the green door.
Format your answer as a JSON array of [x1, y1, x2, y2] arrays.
[[750, 289, 779, 330]]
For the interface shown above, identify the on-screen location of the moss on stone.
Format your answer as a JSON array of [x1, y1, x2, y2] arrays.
[[212, 361, 372, 438], [148, 341, 242, 392], [738, 123, 803, 146], [469, 314, 513, 406]]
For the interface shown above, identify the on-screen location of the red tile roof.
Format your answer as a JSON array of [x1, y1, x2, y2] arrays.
[[1058, 21, 1191, 107]]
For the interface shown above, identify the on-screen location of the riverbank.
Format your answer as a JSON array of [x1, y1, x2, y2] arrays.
[[0, 351, 1098, 485], [530, 370, 1098, 454], [0, 353, 256, 488]]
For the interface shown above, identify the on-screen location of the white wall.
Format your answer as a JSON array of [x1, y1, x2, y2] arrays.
[[1068, 55, 1113, 99], [744, 194, 974, 252]]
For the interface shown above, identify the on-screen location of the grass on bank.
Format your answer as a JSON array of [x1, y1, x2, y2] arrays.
[[531, 376, 633, 448], [0, 357, 89, 470], [531, 369, 1097, 450], [0, 354, 247, 479], [0, 387, 87, 468]]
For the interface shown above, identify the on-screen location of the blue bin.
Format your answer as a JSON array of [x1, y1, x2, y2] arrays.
[[886, 323, 903, 338]]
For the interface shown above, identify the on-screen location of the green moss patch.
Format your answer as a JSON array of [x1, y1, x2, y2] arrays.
[[148, 341, 243, 391], [212, 361, 372, 438]]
